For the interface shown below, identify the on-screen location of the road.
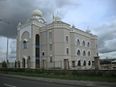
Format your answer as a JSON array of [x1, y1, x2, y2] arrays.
[[0, 75, 78, 87], [0, 75, 116, 87]]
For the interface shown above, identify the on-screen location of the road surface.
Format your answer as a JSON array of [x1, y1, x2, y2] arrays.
[[0, 74, 116, 87], [0, 75, 78, 87]]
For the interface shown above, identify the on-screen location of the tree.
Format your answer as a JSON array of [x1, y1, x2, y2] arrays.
[[2, 61, 7, 68]]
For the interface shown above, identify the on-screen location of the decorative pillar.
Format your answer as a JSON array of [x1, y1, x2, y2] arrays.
[[25, 58, 28, 68], [94, 56, 100, 70]]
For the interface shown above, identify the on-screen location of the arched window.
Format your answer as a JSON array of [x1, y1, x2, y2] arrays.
[[87, 42, 90, 47], [88, 51, 90, 56], [42, 52, 45, 56], [72, 61, 75, 67], [66, 36, 68, 43], [66, 48, 69, 55], [49, 44, 52, 51], [49, 32, 52, 39], [77, 50, 80, 56], [50, 56, 53, 63], [83, 60, 86, 66], [77, 39, 80, 45], [83, 51, 86, 56], [23, 40, 27, 49], [35, 34, 40, 68], [88, 61, 91, 66], [36, 34, 40, 46], [82, 41, 85, 46], [78, 60, 81, 66]]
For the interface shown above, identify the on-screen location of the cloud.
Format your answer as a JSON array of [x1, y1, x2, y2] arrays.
[[0, 44, 6, 62], [0, 37, 16, 62], [96, 20, 116, 53], [0, 0, 115, 38], [0, 0, 116, 59], [100, 51, 116, 58], [0, 0, 77, 38]]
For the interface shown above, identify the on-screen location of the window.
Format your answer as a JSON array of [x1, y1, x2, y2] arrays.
[[83, 51, 86, 56], [87, 42, 90, 47], [23, 40, 27, 49], [83, 60, 86, 66], [27, 56, 31, 68], [96, 44, 97, 48], [49, 32, 52, 39], [88, 51, 90, 56], [49, 44, 52, 51], [50, 56, 53, 63], [77, 39, 80, 45], [66, 48, 69, 55], [78, 60, 81, 66], [66, 36, 68, 43], [22, 58, 25, 68], [88, 61, 91, 66], [42, 52, 45, 56], [36, 34, 40, 46], [35, 34, 40, 58], [77, 50, 80, 56], [82, 41, 85, 46], [18, 61, 20, 68], [72, 61, 75, 67], [92, 61, 94, 66], [36, 48, 40, 58]]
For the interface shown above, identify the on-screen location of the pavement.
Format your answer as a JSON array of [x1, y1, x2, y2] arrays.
[[0, 74, 116, 87]]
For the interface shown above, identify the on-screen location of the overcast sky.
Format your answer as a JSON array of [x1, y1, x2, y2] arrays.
[[0, 0, 116, 61]]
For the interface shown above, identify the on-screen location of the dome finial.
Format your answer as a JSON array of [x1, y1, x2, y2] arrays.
[[18, 22, 21, 26]]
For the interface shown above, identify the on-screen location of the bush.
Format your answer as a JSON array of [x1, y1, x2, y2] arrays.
[[0, 68, 116, 78]]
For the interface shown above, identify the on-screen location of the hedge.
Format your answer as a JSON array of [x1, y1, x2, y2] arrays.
[[0, 68, 116, 77]]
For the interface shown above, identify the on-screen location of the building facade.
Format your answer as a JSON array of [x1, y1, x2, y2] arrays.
[[100, 59, 116, 70], [16, 9, 98, 70]]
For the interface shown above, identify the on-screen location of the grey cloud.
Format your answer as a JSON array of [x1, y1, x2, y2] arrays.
[[99, 40, 116, 53], [97, 21, 116, 53], [0, 0, 116, 55], [0, 0, 76, 38], [0, 0, 35, 38]]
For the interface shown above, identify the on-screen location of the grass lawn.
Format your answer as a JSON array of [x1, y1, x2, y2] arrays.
[[4, 71, 116, 82]]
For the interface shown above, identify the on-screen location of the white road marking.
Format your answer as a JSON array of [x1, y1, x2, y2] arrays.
[[3, 83, 16, 87]]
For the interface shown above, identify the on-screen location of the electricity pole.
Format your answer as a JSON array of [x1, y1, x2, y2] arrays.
[[6, 37, 9, 68]]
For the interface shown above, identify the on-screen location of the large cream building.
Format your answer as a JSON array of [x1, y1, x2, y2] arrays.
[[16, 9, 98, 70]]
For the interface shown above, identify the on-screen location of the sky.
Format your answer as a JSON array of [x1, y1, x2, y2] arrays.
[[0, 0, 116, 62]]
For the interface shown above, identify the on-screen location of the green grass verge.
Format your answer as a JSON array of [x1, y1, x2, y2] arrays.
[[2, 71, 116, 82]]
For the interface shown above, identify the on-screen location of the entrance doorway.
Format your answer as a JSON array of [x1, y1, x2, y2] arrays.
[[64, 59, 69, 70], [42, 60, 46, 69], [22, 58, 25, 68], [27, 56, 31, 68]]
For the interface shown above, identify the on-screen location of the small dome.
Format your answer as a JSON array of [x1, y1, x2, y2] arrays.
[[53, 16, 61, 21], [32, 9, 43, 17]]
